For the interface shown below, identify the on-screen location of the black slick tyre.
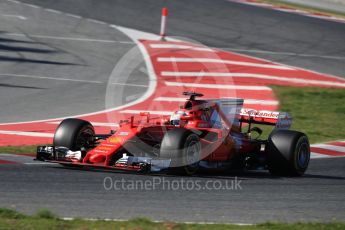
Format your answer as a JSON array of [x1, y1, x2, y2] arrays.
[[266, 130, 310, 176], [160, 128, 201, 175], [53, 118, 95, 151]]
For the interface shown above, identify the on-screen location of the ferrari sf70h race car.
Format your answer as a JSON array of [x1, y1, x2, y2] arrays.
[[36, 92, 310, 176]]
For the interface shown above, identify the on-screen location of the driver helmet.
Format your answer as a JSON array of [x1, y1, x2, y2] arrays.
[[170, 110, 188, 126]]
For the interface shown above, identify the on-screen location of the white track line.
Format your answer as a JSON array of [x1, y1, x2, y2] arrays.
[[310, 153, 330, 159], [111, 25, 161, 41], [4, 33, 134, 44], [215, 44, 345, 82], [1, 14, 27, 20], [90, 122, 119, 127], [111, 82, 148, 88], [87, 18, 107, 25], [120, 110, 172, 115], [0, 26, 158, 126], [162, 72, 345, 87], [243, 99, 278, 105], [22, 3, 41, 9], [107, 26, 158, 109], [310, 14, 345, 22], [310, 152, 345, 159], [273, 8, 307, 14], [65, 13, 82, 19], [237, 1, 272, 7], [0, 73, 103, 84], [45, 9, 62, 14], [154, 97, 279, 105], [47, 121, 119, 127], [165, 81, 272, 91], [154, 97, 190, 102], [150, 44, 213, 52], [312, 144, 345, 153], [60, 217, 253, 226], [0, 74, 148, 86], [221, 48, 345, 61], [0, 130, 53, 138], [157, 57, 293, 70], [6, 0, 20, 4]]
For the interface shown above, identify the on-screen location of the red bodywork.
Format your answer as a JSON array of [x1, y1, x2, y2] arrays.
[[74, 96, 289, 169]]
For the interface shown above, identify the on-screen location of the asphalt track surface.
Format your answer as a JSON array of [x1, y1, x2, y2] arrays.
[[0, 156, 345, 223], [0, 0, 147, 123], [1, 0, 345, 122], [18, 0, 345, 78], [0, 0, 345, 223]]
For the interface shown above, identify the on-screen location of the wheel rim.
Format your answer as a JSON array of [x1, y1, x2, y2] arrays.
[[297, 142, 309, 168], [186, 140, 200, 166], [75, 127, 94, 150]]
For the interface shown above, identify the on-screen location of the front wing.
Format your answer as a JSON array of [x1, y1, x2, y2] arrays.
[[35, 146, 171, 173]]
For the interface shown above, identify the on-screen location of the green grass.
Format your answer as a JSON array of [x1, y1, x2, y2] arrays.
[[272, 86, 345, 143], [0, 145, 39, 154], [34, 209, 58, 220], [0, 208, 344, 230], [257, 0, 345, 18], [238, 86, 345, 144]]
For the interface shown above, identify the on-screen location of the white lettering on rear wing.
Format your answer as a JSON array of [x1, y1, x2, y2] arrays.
[[239, 108, 292, 129]]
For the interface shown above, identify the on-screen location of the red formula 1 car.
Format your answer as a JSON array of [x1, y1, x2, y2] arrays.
[[36, 92, 310, 176]]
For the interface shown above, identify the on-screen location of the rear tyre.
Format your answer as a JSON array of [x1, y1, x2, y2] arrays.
[[266, 130, 310, 176], [53, 118, 95, 151], [160, 128, 201, 175]]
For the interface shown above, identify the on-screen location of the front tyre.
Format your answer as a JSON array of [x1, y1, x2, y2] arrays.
[[160, 128, 201, 175], [266, 130, 310, 176], [53, 118, 95, 151]]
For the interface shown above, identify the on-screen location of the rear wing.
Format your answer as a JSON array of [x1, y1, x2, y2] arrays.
[[239, 108, 292, 129]]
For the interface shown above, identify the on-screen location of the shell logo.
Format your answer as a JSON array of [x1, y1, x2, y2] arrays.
[[108, 137, 121, 143], [97, 146, 112, 151]]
